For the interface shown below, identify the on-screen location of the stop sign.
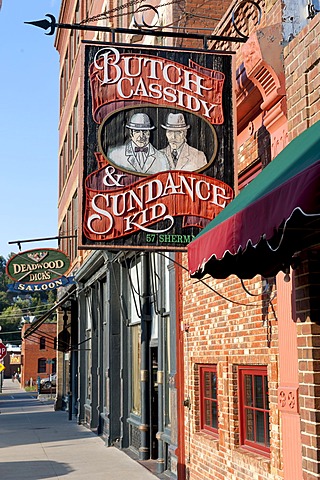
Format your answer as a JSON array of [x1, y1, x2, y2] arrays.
[[0, 343, 7, 359]]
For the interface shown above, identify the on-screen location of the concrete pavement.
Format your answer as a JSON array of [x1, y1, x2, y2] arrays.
[[0, 379, 158, 480]]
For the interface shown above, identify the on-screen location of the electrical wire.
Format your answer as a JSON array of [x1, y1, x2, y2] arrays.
[[79, 0, 184, 25], [0, 299, 58, 317], [158, 252, 264, 307]]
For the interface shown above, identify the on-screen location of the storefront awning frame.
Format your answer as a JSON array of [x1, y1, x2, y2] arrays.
[[188, 121, 320, 279]]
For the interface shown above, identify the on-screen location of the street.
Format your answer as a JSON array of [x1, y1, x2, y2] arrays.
[[0, 379, 158, 480]]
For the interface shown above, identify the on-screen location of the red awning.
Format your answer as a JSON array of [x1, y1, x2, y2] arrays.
[[188, 121, 320, 279]]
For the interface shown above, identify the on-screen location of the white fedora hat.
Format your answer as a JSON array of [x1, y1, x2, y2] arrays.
[[161, 113, 190, 130], [126, 113, 155, 130]]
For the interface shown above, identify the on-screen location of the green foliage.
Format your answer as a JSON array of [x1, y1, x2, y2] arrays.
[[0, 305, 23, 344], [0, 255, 10, 290], [24, 385, 38, 392], [0, 291, 11, 311], [0, 253, 57, 344]]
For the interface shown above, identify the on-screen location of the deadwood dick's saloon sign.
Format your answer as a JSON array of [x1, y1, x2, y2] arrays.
[[82, 45, 234, 251], [6, 249, 73, 292]]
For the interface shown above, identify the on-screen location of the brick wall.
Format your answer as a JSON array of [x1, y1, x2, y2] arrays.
[[284, 14, 320, 140], [295, 250, 320, 479], [284, 12, 320, 479], [179, 0, 290, 477], [180, 0, 234, 49], [181, 252, 282, 479], [21, 323, 57, 387]]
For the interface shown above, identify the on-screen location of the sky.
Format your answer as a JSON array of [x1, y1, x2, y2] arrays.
[[0, 0, 61, 260]]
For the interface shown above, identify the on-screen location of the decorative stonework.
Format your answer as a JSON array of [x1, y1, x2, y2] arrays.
[[277, 386, 299, 413], [241, 25, 288, 158], [242, 25, 286, 108]]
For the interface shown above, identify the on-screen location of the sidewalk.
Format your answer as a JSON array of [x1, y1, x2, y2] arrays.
[[0, 379, 158, 480]]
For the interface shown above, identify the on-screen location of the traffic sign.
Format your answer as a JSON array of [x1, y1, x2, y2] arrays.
[[0, 342, 7, 359], [0, 363, 5, 373]]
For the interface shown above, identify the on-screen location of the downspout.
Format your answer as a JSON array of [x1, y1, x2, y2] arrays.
[[156, 255, 165, 472], [139, 252, 151, 460]]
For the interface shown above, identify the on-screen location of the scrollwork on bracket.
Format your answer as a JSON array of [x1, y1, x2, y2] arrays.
[[133, 4, 160, 29], [231, 1, 262, 39]]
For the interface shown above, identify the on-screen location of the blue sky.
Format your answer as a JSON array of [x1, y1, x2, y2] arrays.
[[0, 0, 61, 260]]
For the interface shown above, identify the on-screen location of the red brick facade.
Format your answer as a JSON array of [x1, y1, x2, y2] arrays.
[[179, 1, 320, 479], [21, 323, 57, 387], [54, 1, 320, 478], [181, 265, 282, 479]]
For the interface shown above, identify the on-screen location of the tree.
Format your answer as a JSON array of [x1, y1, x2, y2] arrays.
[[0, 255, 10, 291], [0, 253, 57, 344], [0, 305, 23, 345]]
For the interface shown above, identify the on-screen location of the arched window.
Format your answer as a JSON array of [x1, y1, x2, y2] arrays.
[[40, 337, 46, 350]]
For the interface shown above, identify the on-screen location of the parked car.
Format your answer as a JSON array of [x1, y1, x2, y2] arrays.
[[40, 374, 57, 389]]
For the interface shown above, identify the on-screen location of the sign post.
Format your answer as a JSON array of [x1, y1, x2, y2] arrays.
[[0, 342, 7, 360], [0, 344, 6, 394]]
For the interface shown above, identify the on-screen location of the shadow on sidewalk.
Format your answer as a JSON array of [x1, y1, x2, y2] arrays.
[[0, 460, 73, 479]]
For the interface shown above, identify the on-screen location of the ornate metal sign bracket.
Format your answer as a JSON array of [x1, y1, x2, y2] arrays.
[[25, 1, 261, 49], [8, 235, 77, 251]]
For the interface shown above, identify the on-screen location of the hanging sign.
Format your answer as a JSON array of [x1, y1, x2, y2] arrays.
[[7, 276, 75, 293], [10, 354, 21, 365], [81, 44, 235, 251], [6, 248, 71, 284]]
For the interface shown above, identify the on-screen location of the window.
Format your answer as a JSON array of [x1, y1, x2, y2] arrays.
[[131, 324, 141, 415], [200, 365, 218, 434], [60, 66, 65, 111], [70, 31, 74, 72], [63, 135, 68, 183], [68, 119, 73, 168], [59, 152, 64, 195], [39, 337, 46, 350], [238, 160, 261, 190], [72, 191, 78, 260], [73, 97, 79, 153], [38, 358, 46, 373], [61, 216, 67, 254], [239, 366, 270, 455], [67, 204, 72, 257], [51, 358, 57, 375], [75, 1, 81, 49], [128, 256, 142, 325], [64, 49, 69, 89]]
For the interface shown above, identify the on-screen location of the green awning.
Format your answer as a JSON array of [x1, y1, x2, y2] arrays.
[[188, 121, 320, 279]]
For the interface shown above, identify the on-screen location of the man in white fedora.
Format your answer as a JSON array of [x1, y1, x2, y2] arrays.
[[107, 112, 169, 174], [160, 112, 207, 171]]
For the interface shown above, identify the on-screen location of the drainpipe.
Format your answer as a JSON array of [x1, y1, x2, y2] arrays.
[[139, 252, 150, 460], [157, 307, 165, 473]]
